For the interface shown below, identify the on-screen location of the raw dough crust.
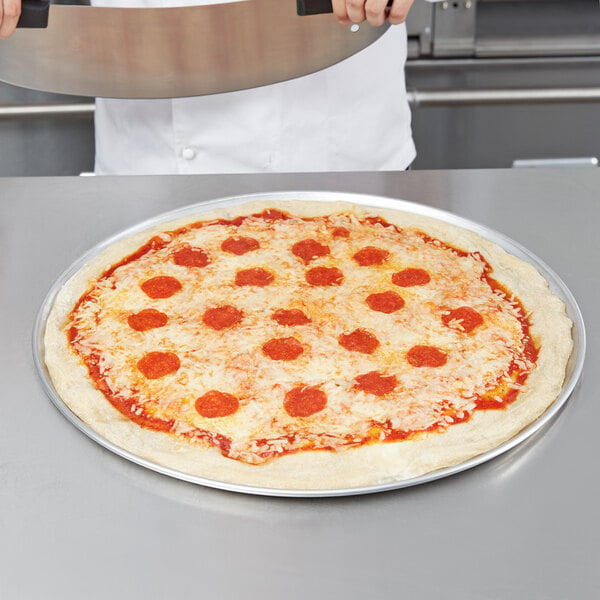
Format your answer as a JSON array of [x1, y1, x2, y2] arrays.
[[43, 197, 573, 491]]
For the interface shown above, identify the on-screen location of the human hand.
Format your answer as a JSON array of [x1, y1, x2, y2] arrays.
[[331, 0, 415, 27], [0, 0, 21, 38]]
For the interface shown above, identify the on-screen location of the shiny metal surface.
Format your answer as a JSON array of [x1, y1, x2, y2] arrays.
[[407, 87, 600, 106], [512, 157, 599, 169], [32, 190, 584, 497], [431, 0, 476, 57], [404, 0, 600, 170], [1, 170, 598, 598], [0, 79, 94, 177], [406, 56, 600, 169], [6, 83, 600, 122], [0, 2, 388, 98], [406, 0, 600, 59], [0, 102, 95, 119]]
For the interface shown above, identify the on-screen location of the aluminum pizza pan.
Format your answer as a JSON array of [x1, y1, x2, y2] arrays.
[[33, 191, 586, 497]]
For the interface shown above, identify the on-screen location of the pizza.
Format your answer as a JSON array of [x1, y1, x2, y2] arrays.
[[43, 198, 573, 491]]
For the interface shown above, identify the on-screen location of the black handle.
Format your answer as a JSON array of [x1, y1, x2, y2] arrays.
[[17, 0, 50, 29], [297, 0, 393, 16], [297, 0, 336, 15]]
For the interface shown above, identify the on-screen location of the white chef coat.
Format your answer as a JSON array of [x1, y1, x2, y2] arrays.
[[92, 1, 428, 175]]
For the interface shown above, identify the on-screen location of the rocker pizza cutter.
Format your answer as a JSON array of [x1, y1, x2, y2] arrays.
[[0, 0, 389, 98]]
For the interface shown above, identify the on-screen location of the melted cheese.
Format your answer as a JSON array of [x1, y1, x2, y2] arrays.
[[69, 212, 534, 463]]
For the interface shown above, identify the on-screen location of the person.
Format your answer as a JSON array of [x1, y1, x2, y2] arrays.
[[0, 0, 20, 38], [0, 0, 439, 174]]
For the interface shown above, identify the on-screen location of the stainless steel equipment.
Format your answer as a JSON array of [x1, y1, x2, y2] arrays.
[[407, 0, 600, 60], [1, 0, 599, 175], [0, 0, 387, 98], [405, 0, 600, 169], [32, 190, 585, 497], [1, 168, 598, 598]]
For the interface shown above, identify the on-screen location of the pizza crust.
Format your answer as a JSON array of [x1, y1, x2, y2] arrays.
[[43, 197, 573, 491]]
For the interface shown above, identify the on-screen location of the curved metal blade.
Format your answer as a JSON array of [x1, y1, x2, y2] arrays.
[[0, 0, 389, 98]]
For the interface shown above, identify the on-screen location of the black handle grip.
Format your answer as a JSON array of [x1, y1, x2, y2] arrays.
[[297, 0, 335, 15], [17, 0, 50, 29], [297, 0, 393, 16]]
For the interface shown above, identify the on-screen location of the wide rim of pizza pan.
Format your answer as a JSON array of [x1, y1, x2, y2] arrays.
[[32, 190, 586, 497]]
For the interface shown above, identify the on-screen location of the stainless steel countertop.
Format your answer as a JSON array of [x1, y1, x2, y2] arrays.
[[1, 169, 597, 599]]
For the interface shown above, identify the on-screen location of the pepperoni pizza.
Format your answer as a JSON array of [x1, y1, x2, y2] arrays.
[[43, 199, 573, 490]]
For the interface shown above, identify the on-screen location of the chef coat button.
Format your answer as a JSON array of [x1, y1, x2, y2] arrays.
[[182, 147, 196, 160]]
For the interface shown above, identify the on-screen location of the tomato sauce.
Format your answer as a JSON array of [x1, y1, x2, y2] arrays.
[[68, 209, 539, 462]]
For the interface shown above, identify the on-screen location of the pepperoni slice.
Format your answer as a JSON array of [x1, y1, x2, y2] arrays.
[[258, 209, 289, 222], [291, 239, 330, 263], [127, 308, 168, 331], [68, 326, 79, 343], [284, 386, 327, 418], [392, 268, 431, 287], [141, 276, 182, 299], [366, 291, 405, 314], [137, 351, 180, 379], [332, 227, 350, 238], [407, 345, 448, 367], [195, 390, 239, 418], [221, 236, 260, 255], [338, 329, 380, 354], [354, 371, 398, 396], [202, 305, 243, 330], [305, 266, 344, 286], [353, 246, 390, 266], [235, 267, 274, 286], [262, 337, 304, 361], [271, 309, 311, 326], [442, 306, 484, 333], [172, 246, 210, 268]]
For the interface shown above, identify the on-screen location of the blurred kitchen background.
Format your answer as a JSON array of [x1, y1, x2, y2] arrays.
[[1, 0, 599, 175]]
